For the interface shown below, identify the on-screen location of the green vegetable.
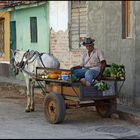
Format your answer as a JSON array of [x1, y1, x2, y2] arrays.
[[103, 63, 125, 80], [103, 68, 111, 77], [94, 81, 110, 91], [67, 76, 80, 82]]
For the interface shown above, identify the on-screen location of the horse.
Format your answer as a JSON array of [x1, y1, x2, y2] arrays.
[[11, 49, 60, 112]]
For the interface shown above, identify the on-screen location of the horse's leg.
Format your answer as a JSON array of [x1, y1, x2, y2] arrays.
[[25, 78, 31, 112], [30, 80, 35, 112]]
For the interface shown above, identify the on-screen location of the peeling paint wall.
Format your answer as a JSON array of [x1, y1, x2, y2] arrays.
[[50, 1, 68, 32], [50, 1, 70, 68], [49, 1, 84, 69]]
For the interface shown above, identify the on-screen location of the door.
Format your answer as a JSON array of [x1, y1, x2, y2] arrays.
[[0, 18, 4, 57], [10, 21, 16, 63]]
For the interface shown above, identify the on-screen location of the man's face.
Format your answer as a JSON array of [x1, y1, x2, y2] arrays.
[[85, 44, 94, 52]]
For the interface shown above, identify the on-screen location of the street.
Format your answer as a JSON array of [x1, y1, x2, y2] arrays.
[[0, 85, 140, 139]]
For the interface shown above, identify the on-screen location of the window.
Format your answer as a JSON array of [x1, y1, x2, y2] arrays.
[[69, 1, 87, 49], [30, 17, 37, 43], [122, 1, 132, 38]]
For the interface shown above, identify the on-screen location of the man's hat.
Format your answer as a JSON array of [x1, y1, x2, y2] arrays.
[[82, 37, 95, 46]]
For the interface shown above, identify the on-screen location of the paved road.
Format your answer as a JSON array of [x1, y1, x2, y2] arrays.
[[0, 96, 140, 139]]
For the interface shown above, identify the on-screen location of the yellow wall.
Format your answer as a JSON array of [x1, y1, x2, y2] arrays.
[[0, 12, 10, 62]]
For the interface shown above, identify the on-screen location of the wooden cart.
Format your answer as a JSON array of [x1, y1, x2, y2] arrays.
[[35, 65, 125, 124]]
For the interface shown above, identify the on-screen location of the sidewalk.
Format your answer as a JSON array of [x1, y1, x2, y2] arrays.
[[0, 76, 26, 87], [117, 104, 140, 125], [0, 76, 140, 125]]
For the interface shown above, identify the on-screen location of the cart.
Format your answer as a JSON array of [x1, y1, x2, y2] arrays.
[[34, 65, 125, 124]]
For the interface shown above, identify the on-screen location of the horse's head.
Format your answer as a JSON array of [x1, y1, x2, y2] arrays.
[[11, 49, 28, 75]]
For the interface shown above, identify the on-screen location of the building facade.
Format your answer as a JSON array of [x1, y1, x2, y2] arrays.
[[49, 1, 140, 108], [0, 1, 49, 79], [0, 1, 140, 108]]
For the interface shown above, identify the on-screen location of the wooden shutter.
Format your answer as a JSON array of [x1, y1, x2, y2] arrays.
[[122, 1, 132, 38], [30, 17, 37, 43], [126, 1, 132, 37], [70, 1, 87, 49]]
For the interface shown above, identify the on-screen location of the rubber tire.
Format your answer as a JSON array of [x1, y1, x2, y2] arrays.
[[44, 93, 66, 124], [95, 99, 117, 118]]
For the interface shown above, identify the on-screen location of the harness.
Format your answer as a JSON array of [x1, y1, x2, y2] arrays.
[[15, 50, 45, 74]]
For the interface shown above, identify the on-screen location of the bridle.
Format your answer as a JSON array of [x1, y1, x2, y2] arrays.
[[13, 50, 46, 75], [14, 52, 27, 70]]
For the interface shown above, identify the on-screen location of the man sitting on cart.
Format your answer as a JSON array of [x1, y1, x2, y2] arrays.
[[71, 37, 106, 87]]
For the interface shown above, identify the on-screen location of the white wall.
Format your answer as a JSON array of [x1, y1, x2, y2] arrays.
[[49, 1, 68, 32]]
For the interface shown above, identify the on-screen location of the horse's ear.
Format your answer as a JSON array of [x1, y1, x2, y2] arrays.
[[10, 49, 14, 57], [11, 49, 17, 56]]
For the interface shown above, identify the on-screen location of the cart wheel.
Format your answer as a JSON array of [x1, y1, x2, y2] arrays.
[[44, 93, 66, 124], [95, 99, 117, 118]]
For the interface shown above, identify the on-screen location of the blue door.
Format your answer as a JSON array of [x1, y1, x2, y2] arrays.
[[10, 21, 16, 63]]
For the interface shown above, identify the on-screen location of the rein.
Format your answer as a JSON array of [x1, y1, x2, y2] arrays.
[[15, 52, 27, 70]]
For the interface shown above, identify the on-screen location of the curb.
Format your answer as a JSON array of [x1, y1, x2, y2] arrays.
[[117, 105, 140, 125]]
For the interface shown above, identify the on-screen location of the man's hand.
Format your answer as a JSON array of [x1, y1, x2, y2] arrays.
[[70, 65, 82, 71]]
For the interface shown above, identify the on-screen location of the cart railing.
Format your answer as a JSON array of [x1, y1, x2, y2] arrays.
[[35, 64, 125, 82], [34, 65, 126, 87]]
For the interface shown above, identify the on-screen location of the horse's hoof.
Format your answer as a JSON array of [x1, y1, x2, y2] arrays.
[[30, 108, 34, 112], [25, 109, 30, 112]]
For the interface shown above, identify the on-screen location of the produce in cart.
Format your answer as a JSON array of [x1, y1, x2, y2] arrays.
[[41, 70, 50, 79], [94, 81, 110, 91], [61, 71, 71, 80], [41, 70, 59, 79], [67, 76, 80, 82], [41, 69, 73, 80], [103, 63, 125, 80]]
